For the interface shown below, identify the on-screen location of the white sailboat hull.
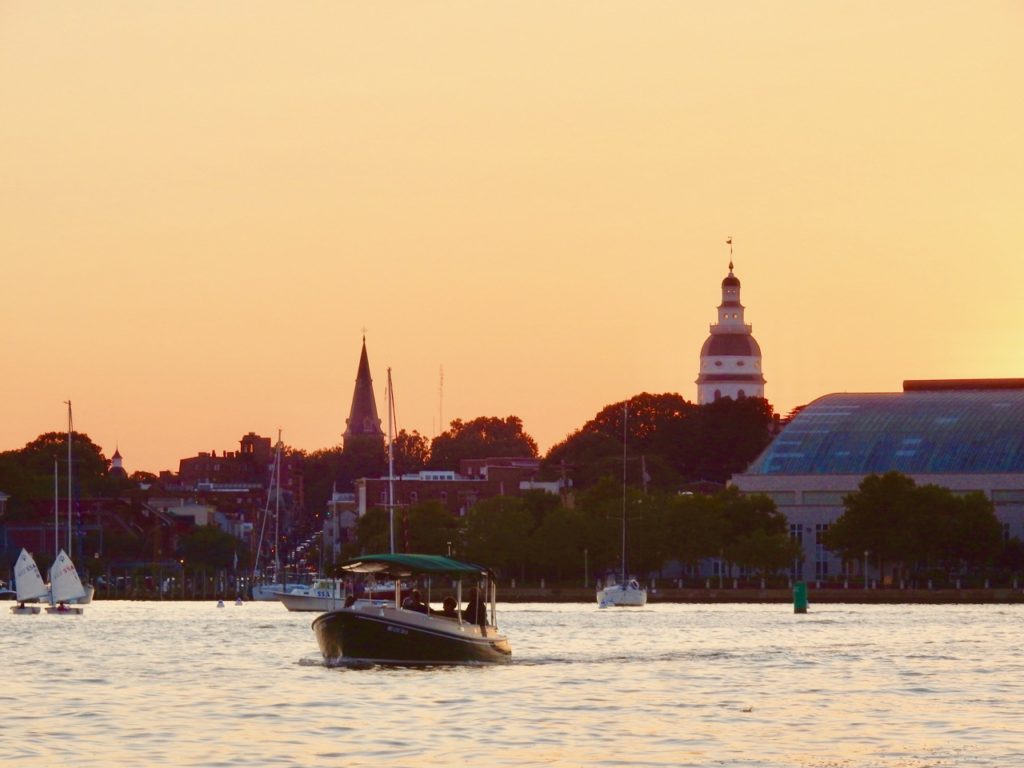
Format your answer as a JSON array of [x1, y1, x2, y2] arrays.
[[597, 580, 648, 607], [45, 604, 84, 615]]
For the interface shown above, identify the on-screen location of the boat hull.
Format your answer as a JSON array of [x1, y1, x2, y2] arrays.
[[597, 583, 648, 607], [278, 592, 346, 612], [10, 605, 41, 615], [312, 606, 511, 666], [45, 605, 84, 615], [253, 583, 296, 601]]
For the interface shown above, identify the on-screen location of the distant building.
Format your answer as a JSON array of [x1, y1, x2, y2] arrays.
[[354, 457, 563, 518], [696, 261, 765, 404], [178, 432, 273, 488], [731, 379, 1024, 583]]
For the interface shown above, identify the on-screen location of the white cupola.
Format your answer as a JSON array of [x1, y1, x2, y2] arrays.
[[696, 253, 765, 405]]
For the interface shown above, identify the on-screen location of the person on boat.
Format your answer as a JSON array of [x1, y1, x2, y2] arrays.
[[461, 587, 487, 625], [57, 603, 68, 613], [439, 595, 458, 618], [402, 589, 428, 614]]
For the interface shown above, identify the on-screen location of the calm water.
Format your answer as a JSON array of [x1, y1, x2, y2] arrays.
[[2, 601, 1022, 767]]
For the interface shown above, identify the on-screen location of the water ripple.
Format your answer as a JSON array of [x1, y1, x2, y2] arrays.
[[3, 602, 1023, 766]]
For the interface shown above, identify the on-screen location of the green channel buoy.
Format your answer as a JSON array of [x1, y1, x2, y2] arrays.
[[793, 581, 808, 614]]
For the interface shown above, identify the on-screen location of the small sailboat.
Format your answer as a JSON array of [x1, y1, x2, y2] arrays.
[[597, 403, 647, 608], [10, 549, 49, 615], [45, 549, 87, 615], [51, 401, 95, 606]]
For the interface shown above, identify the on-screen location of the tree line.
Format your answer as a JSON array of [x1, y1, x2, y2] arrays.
[[343, 470, 1022, 587], [823, 471, 1021, 584], [300, 394, 778, 521], [347, 486, 800, 586]]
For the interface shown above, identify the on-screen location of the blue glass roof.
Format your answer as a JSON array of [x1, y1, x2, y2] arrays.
[[744, 390, 1024, 475]]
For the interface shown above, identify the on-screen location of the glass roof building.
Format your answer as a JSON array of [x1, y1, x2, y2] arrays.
[[732, 380, 1024, 583], [746, 389, 1024, 477]]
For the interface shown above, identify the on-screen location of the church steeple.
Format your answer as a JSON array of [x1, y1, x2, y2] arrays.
[[110, 445, 127, 479], [343, 336, 385, 448]]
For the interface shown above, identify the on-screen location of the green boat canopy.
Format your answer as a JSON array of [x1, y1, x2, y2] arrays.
[[338, 553, 492, 578]]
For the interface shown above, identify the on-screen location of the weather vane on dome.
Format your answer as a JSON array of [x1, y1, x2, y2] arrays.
[[726, 236, 734, 270]]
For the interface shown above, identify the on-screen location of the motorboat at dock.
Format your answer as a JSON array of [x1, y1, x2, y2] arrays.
[[276, 578, 346, 612]]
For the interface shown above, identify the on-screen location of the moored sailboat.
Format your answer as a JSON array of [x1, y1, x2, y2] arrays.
[[252, 432, 290, 601], [597, 403, 647, 608]]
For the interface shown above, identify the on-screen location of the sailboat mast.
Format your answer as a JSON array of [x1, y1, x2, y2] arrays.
[[66, 401, 73, 556], [54, 459, 59, 559], [387, 368, 395, 555], [274, 431, 282, 578], [621, 402, 627, 585]]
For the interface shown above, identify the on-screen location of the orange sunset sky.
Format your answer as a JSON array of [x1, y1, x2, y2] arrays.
[[2, 2, 1022, 474]]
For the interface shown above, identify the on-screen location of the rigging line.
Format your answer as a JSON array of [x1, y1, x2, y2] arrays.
[[253, 437, 283, 579]]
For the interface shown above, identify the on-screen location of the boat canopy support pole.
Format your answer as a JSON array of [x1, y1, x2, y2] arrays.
[[489, 577, 496, 628]]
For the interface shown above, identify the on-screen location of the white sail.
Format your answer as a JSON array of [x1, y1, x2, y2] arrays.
[[14, 549, 49, 602], [50, 550, 87, 603]]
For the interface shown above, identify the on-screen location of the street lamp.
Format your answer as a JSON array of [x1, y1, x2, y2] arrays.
[[863, 550, 869, 590]]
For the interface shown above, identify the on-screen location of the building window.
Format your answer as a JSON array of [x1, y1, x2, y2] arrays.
[[815, 524, 831, 579], [440, 491, 448, 502], [379, 491, 387, 503], [737, 360, 745, 366], [409, 491, 418, 504], [789, 523, 804, 579]]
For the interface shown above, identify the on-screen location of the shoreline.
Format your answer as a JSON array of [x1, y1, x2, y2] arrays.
[[500, 586, 1024, 604], [52, 586, 1024, 604]]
